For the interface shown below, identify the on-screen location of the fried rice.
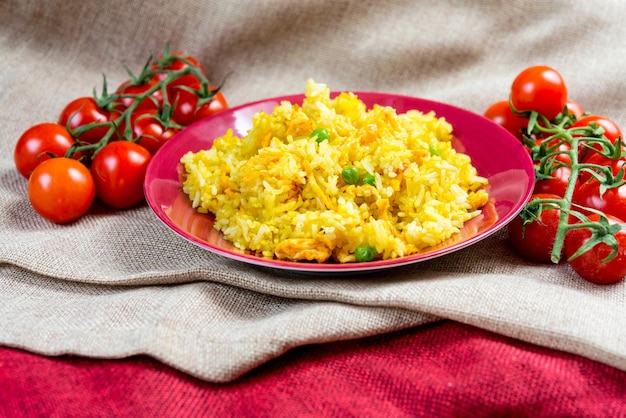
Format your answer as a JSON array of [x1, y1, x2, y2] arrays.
[[180, 80, 489, 263]]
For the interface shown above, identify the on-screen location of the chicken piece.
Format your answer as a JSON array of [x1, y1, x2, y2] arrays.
[[275, 238, 332, 263]]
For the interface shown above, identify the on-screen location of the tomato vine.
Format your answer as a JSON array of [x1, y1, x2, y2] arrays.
[[488, 65, 626, 284], [521, 111, 626, 264], [14, 45, 229, 222], [65, 45, 226, 161]]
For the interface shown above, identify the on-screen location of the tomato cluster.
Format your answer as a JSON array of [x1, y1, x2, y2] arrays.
[[485, 65, 626, 284], [14, 47, 228, 224]]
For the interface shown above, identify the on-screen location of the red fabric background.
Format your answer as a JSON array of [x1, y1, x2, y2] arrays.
[[1, 320, 624, 417]]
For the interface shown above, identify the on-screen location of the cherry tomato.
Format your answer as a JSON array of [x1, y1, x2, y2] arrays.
[[578, 153, 626, 185], [90, 141, 152, 209], [508, 193, 563, 263], [484, 100, 528, 140], [565, 213, 626, 284], [28, 158, 95, 223], [565, 99, 584, 119], [150, 53, 228, 125], [172, 86, 229, 126], [571, 115, 623, 161], [150, 52, 207, 101], [132, 110, 179, 154], [59, 97, 111, 144], [534, 166, 572, 197], [572, 115, 622, 143], [163, 74, 200, 99], [510, 65, 568, 120], [112, 79, 164, 114], [14, 123, 78, 178], [151, 51, 206, 82], [573, 179, 626, 221]]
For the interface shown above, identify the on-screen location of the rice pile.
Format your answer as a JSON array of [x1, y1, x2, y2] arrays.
[[180, 80, 489, 263]]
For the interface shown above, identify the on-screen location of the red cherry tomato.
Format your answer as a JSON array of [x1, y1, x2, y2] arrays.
[[14, 123, 78, 178], [151, 51, 206, 82], [28, 158, 95, 223], [573, 179, 626, 221], [150, 52, 228, 126], [571, 115, 623, 161], [565, 99, 584, 118], [508, 193, 563, 263], [59, 97, 111, 144], [163, 74, 201, 99], [510, 65, 568, 120], [172, 86, 229, 126], [90, 141, 152, 209], [534, 166, 573, 197], [132, 110, 180, 154], [578, 153, 626, 185], [565, 213, 626, 284], [484, 100, 528, 140], [150, 52, 207, 102], [572, 115, 622, 142], [113, 79, 164, 114]]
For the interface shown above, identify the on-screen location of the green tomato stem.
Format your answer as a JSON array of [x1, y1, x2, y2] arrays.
[[549, 130, 579, 263]]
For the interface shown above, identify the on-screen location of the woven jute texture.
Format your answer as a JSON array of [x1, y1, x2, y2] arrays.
[[1, 0, 625, 382]]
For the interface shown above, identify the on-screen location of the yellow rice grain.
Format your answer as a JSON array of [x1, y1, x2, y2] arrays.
[[181, 80, 489, 262]]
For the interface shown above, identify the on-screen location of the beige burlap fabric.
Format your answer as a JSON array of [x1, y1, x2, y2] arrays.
[[2, 0, 626, 382]]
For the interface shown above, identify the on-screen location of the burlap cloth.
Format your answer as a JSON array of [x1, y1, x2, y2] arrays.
[[2, 0, 625, 383]]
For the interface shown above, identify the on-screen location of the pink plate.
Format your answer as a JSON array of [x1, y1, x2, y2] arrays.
[[144, 92, 534, 273]]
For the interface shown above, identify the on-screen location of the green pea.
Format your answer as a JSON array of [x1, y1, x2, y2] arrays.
[[310, 128, 330, 143], [341, 166, 360, 185], [354, 245, 377, 262], [362, 173, 376, 186], [429, 144, 441, 157]]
